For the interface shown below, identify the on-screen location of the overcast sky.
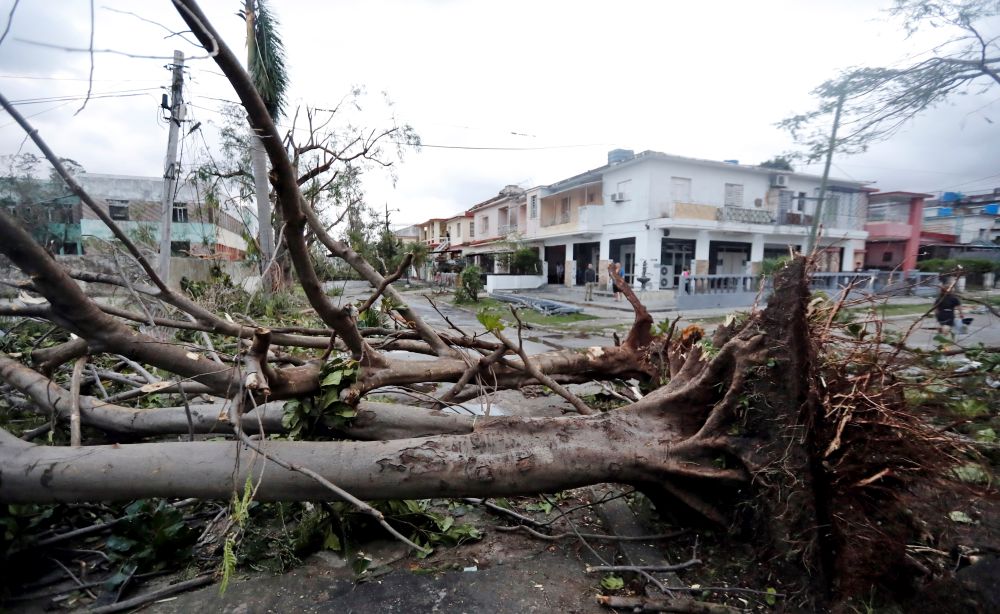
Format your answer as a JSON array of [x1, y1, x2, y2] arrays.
[[0, 0, 998, 226]]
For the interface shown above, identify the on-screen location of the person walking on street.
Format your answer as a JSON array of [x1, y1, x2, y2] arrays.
[[934, 283, 964, 337], [584, 263, 596, 301]]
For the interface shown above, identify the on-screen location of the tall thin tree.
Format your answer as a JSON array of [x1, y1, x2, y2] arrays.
[[245, 0, 288, 291]]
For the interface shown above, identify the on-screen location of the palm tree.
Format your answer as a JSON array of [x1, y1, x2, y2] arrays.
[[244, 0, 288, 291]]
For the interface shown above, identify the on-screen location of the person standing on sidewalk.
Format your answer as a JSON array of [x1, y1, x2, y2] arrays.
[[584, 263, 596, 301], [612, 262, 623, 302]]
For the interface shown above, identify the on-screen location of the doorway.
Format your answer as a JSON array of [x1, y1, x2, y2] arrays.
[[708, 241, 751, 275], [544, 245, 566, 284], [572, 241, 600, 286], [609, 237, 636, 284]]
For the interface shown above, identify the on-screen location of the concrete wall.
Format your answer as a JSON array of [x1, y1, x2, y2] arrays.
[[166, 257, 259, 292], [486, 274, 546, 294]]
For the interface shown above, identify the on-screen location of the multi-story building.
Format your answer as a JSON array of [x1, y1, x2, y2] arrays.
[[923, 189, 1000, 245], [864, 191, 930, 271], [77, 174, 247, 259], [2, 173, 246, 259], [402, 149, 871, 289], [525, 150, 868, 288]]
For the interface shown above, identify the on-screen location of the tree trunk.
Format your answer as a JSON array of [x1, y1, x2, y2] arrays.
[[251, 133, 274, 292]]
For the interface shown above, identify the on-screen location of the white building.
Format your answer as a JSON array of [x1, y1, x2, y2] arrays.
[[923, 191, 1000, 244], [523, 150, 869, 288]]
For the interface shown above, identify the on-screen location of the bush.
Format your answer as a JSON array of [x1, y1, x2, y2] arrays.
[[456, 265, 484, 303], [917, 258, 1000, 275], [510, 247, 541, 275], [761, 256, 790, 276]]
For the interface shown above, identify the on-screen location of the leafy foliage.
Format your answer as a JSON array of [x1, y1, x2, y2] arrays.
[[104, 500, 197, 571], [456, 265, 484, 303], [246, 0, 289, 121], [282, 357, 359, 439], [781, 0, 1000, 159], [758, 156, 794, 171]]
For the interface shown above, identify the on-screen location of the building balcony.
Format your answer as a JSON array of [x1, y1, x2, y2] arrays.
[[717, 206, 774, 224], [536, 204, 603, 236], [865, 221, 914, 241]]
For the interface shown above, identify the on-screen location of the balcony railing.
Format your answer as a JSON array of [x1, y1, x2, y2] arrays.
[[498, 224, 517, 236], [540, 212, 571, 227], [778, 211, 813, 226], [717, 206, 774, 224]]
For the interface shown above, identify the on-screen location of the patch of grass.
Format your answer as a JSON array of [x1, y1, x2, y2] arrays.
[[456, 297, 598, 328]]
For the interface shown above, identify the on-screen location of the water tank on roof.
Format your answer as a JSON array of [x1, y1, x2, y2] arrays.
[[608, 149, 635, 165], [940, 192, 963, 203]]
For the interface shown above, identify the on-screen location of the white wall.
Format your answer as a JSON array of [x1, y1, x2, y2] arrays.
[[486, 274, 547, 293]]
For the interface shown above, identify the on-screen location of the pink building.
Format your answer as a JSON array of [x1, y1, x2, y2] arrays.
[[864, 191, 931, 271]]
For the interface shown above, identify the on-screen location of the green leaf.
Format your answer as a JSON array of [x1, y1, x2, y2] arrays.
[[765, 587, 777, 606], [949, 510, 975, 524], [952, 463, 990, 485], [322, 530, 341, 552], [105, 534, 137, 553], [352, 553, 372, 575], [601, 574, 625, 590], [438, 515, 454, 533], [975, 428, 997, 443], [322, 370, 344, 387]]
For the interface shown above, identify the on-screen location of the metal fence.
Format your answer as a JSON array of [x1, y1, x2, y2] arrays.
[[675, 271, 941, 310]]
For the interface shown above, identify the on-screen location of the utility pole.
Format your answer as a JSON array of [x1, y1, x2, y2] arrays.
[[158, 50, 185, 282], [805, 88, 846, 256]]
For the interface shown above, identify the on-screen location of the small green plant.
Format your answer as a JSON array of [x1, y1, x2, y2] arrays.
[[476, 306, 505, 333], [600, 574, 625, 590], [456, 265, 484, 303]]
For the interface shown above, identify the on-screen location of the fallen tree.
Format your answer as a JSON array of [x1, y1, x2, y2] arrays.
[[0, 1, 971, 609]]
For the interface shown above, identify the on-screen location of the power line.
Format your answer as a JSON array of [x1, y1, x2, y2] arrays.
[[0, 73, 162, 82], [7, 87, 160, 105], [397, 142, 611, 151]]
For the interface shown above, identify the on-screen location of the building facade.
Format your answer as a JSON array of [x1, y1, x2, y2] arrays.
[[923, 189, 1000, 245], [77, 174, 247, 259], [525, 150, 868, 289], [400, 149, 871, 290], [864, 191, 929, 271]]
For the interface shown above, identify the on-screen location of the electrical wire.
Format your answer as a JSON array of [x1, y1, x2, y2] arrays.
[[7, 87, 161, 106]]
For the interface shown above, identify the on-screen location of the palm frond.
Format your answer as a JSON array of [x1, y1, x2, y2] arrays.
[[246, 0, 288, 120]]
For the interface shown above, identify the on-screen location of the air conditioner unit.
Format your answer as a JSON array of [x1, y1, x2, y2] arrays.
[[771, 174, 789, 188], [611, 192, 626, 202]]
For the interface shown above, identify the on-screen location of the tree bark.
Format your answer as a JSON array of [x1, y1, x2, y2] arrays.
[[250, 134, 275, 293]]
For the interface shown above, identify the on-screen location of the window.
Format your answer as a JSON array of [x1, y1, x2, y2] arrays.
[[470, 220, 475, 238], [481, 216, 489, 235], [795, 192, 807, 213], [109, 204, 129, 221], [670, 177, 691, 203], [560, 197, 570, 223], [530, 195, 537, 219], [170, 240, 191, 256], [172, 202, 189, 223], [724, 183, 744, 207], [455, 223, 461, 238], [882, 250, 893, 263]]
